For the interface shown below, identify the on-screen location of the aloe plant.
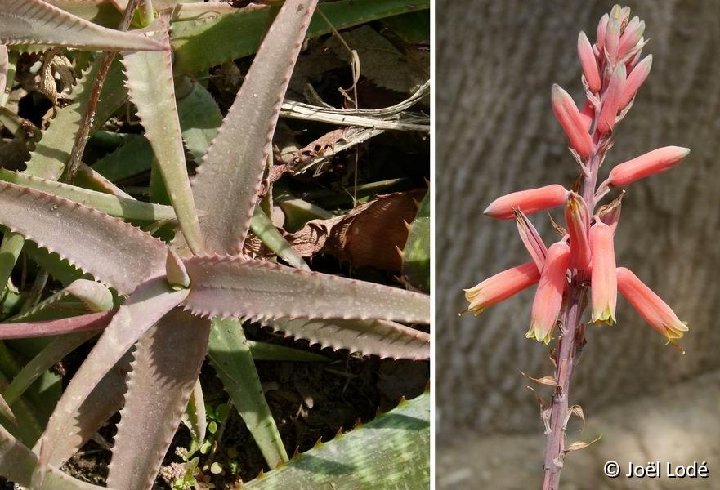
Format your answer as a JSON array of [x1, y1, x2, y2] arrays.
[[0, 0, 430, 488]]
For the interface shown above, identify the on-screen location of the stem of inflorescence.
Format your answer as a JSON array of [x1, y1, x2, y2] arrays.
[[542, 100, 608, 490]]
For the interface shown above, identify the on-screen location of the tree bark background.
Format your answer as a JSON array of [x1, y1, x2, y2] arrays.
[[437, 0, 720, 448]]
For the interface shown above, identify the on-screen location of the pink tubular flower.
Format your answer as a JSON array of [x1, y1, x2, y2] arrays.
[[578, 32, 601, 93], [608, 146, 690, 187], [617, 267, 689, 341], [484, 184, 569, 220], [565, 192, 591, 273], [590, 222, 616, 325], [618, 55, 652, 109], [597, 64, 626, 134], [526, 241, 570, 344], [464, 261, 540, 315], [551, 84, 593, 159]]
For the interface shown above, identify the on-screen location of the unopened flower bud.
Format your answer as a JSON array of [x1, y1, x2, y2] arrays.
[[604, 16, 621, 62], [618, 55, 652, 109], [526, 241, 570, 344], [590, 222, 617, 325], [552, 84, 594, 159], [618, 17, 645, 58], [484, 185, 570, 220], [608, 146, 690, 187], [617, 267, 688, 341], [579, 101, 595, 133], [464, 261, 540, 315], [578, 31, 601, 93], [610, 5, 631, 26], [596, 14, 609, 53], [597, 64, 626, 134]]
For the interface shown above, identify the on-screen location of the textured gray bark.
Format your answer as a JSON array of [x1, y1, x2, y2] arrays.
[[437, 0, 720, 442]]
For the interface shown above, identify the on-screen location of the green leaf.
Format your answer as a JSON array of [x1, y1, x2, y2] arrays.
[[245, 392, 429, 489], [122, 21, 204, 253], [183, 380, 207, 450], [0, 169, 176, 222], [401, 189, 429, 293], [208, 318, 288, 468], [175, 77, 223, 163], [3, 332, 95, 406], [23, 242, 85, 286], [381, 10, 430, 44], [90, 135, 154, 182], [171, 0, 430, 74], [250, 208, 309, 270], [247, 340, 328, 363], [27, 56, 127, 180]]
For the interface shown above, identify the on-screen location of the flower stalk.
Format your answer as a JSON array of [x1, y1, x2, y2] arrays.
[[462, 5, 691, 489]]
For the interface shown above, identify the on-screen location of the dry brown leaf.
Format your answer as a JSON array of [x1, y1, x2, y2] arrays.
[[564, 436, 601, 453], [521, 370, 558, 386], [287, 190, 424, 272]]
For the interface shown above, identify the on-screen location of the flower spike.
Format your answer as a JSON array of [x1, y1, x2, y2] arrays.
[[484, 184, 569, 220], [551, 84, 594, 159], [608, 146, 690, 187], [590, 221, 617, 324], [464, 262, 540, 315], [617, 267, 688, 341], [526, 241, 570, 344]]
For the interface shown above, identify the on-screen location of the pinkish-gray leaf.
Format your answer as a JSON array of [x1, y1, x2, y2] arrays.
[[265, 318, 430, 360], [41, 352, 131, 468], [192, 0, 319, 255], [122, 19, 204, 253], [183, 256, 430, 324], [0, 181, 168, 295], [0, 423, 102, 489], [0, 45, 7, 97], [108, 309, 209, 490], [0, 0, 165, 51], [39, 278, 189, 465], [0, 311, 113, 339]]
